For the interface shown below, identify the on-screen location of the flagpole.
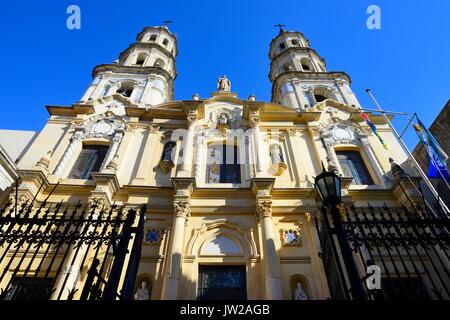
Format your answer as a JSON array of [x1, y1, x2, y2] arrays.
[[365, 89, 448, 212]]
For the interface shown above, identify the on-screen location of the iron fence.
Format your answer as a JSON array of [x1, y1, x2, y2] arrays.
[[0, 199, 145, 300], [317, 202, 450, 300]]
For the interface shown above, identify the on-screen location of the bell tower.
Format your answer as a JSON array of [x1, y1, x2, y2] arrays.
[[269, 28, 361, 110], [79, 26, 177, 107]]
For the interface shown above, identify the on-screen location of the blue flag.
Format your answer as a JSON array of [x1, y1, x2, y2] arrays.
[[413, 117, 449, 181], [428, 150, 450, 181]]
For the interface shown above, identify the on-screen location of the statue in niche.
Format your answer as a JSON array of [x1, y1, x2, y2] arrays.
[[158, 141, 176, 173], [134, 280, 150, 300], [270, 144, 283, 165], [217, 75, 231, 92], [269, 144, 287, 176], [218, 112, 229, 125], [293, 282, 308, 300]]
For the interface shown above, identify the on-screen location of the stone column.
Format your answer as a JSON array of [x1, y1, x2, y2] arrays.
[[161, 178, 195, 300], [53, 130, 84, 176], [360, 135, 386, 184], [101, 130, 124, 172], [193, 135, 204, 181], [178, 105, 200, 177], [252, 178, 282, 300]]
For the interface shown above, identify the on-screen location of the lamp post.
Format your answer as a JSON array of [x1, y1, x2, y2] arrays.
[[314, 167, 367, 301]]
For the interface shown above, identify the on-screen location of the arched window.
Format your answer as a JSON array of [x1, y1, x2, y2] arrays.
[[153, 58, 165, 68], [314, 94, 327, 103], [312, 87, 335, 104], [135, 53, 147, 66], [149, 34, 157, 42], [282, 63, 293, 72], [202, 236, 241, 255], [117, 81, 134, 98], [279, 42, 286, 50], [206, 142, 241, 184], [291, 39, 299, 46], [300, 58, 313, 72], [162, 38, 169, 47], [68, 145, 109, 179], [336, 150, 374, 185]]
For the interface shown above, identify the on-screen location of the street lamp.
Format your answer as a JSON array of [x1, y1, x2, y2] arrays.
[[314, 168, 342, 206], [314, 167, 367, 301]]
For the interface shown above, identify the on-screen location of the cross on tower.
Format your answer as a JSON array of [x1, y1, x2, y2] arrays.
[[274, 23, 286, 32], [162, 20, 173, 27]]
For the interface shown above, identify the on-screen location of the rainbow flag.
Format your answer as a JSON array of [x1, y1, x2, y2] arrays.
[[361, 111, 388, 149]]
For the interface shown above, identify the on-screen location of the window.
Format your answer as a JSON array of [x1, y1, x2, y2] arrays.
[[149, 34, 157, 42], [291, 39, 299, 46], [68, 145, 109, 179], [336, 151, 374, 185], [279, 42, 286, 50], [314, 94, 327, 103], [300, 58, 313, 72], [162, 38, 169, 47], [117, 82, 134, 97], [4, 277, 54, 300], [153, 58, 165, 68], [135, 53, 147, 66], [282, 63, 293, 72], [197, 265, 247, 300], [206, 143, 241, 184]]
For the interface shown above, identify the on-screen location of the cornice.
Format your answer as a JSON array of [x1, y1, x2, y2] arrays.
[[136, 26, 178, 46], [270, 47, 326, 68], [119, 42, 177, 65], [46, 104, 95, 116], [92, 64, 174, 81], [269, 30, 311, 53], [271, 71, 352, 99]]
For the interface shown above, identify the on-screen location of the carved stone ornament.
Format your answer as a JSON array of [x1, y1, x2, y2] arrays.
[[256, 200, 272, 218], [88, 197, 108, 210], [280, 228, 302, 247], [8, 193, 32, 208], [70, 119, 85, 128], [158, 159, 174, 174], [174, 201, 191, 218], [143, 227, 166, 245]]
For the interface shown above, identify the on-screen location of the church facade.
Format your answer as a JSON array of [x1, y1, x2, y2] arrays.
[[1, 26, 430, 300]]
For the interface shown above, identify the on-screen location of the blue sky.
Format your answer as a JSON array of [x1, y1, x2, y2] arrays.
[[1, 0, 449, 150]]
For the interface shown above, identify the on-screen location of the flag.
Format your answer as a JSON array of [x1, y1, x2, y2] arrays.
[[360, 111, 388, 149], [428, 155, 450, 181], [413, 117, 449, 181]]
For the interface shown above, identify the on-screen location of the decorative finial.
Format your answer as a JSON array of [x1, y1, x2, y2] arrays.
[[248, 94, 256, 101], [192, 93, 200, 101]]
